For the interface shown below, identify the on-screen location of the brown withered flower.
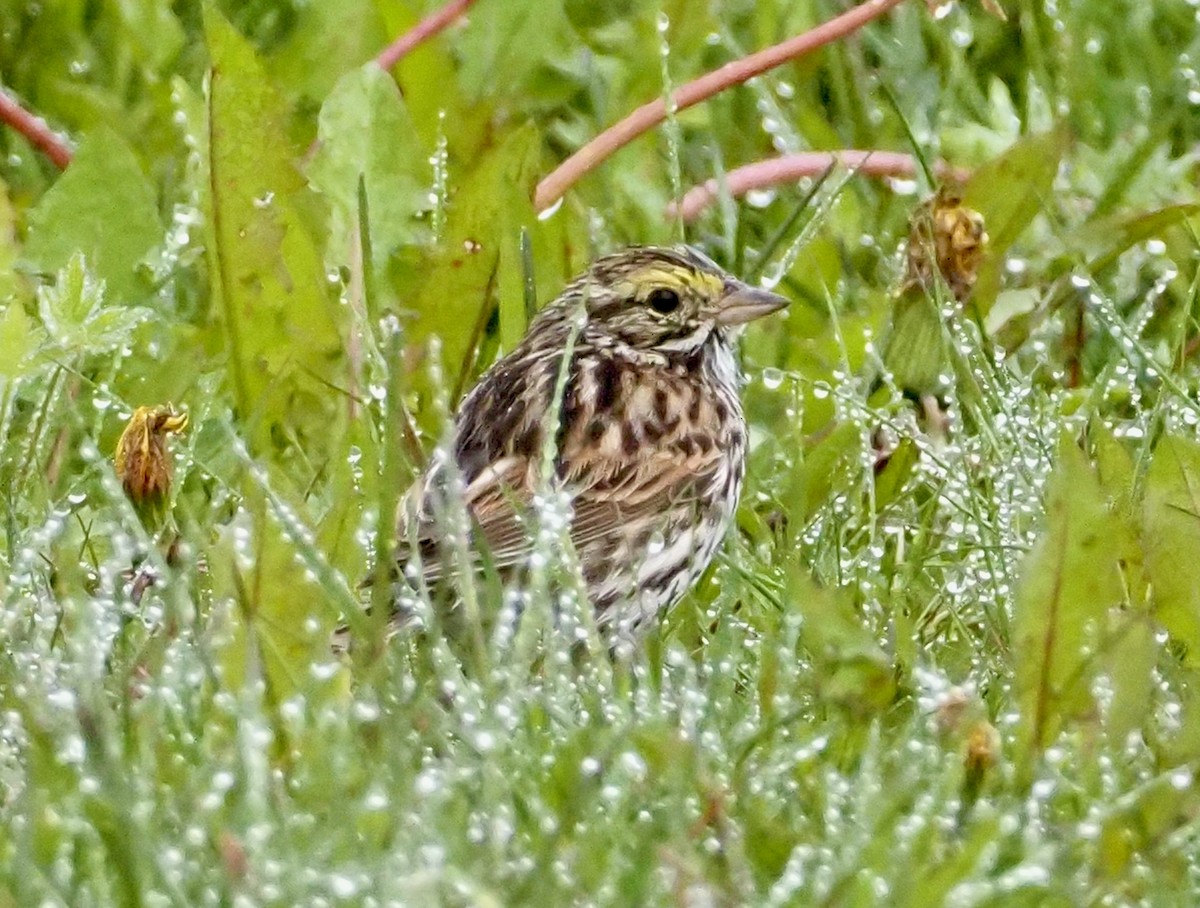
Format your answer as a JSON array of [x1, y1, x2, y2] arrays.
[[114, 405, 189, 524], [903, 189, 988, 303]]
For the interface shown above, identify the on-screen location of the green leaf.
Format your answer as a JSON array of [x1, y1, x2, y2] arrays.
[[1104, 616, 1158, 745], [308, 63, 429, 263], [873, 436, 918, 510], [961, 128, 1069, 317], [0, 300, 34, 380], [406, 124, 543, 376], [962, 128, 1068, 255], [456, 0, 568, 101], [267, 0, 387, 102], [565, 0, 638, 32], [35, 252, 103, 338], [376, 5, 476, 150], [1014, 438, 1122, 771], [788, 568, 895, 713], [24, 127, 161, 303], [1142, 434, 1200, 666], [1089, 420, 1149, 608], [114, 0, 186, 70], [209, 495, 330, 699], [203, 7, 344, 447], [1098, 771, 1200, 879], [1090, 419, 1137, 516], [782, 420, 861, 525], [880, 289, 946, 398], [35, 253, 151, 354], [1076, 203, 1200, 275]]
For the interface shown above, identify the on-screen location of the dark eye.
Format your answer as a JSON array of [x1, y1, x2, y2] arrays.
[[647, 288, 681, 314]]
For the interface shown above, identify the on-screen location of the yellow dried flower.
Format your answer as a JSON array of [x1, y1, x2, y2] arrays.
[[904, 189, 988, 303], [958, 717, 1002, 812], [964, 719, 1001, 775], [114, 405, 189, 518]]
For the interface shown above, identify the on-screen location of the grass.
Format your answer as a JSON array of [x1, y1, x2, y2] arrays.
[[3, 0, 1200, 904]]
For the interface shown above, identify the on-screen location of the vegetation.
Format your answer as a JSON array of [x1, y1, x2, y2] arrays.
[[3, 0, 1200, 903]]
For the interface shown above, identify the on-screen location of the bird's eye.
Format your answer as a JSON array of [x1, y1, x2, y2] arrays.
[[647, 288, 681, 314]]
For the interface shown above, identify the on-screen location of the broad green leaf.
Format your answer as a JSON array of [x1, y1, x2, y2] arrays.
[[377, 5, 477, 150], [961, 128, 1069, 254], [881, 289, 946, 398], [267, 0, 387, 102], [204, 8, 343, 448], [782, 419, 861, 525], [202, 415, 362, 695], [405, 124, 543, 376], [1162, 679, 1200, 764], [873, 436, 918, 510], [114, 0, 186, 70], [1014, 438, 1122, 770], [24, 127, 161, 303], [1075, 203, 1200, 275], [1104, 616, 1158, 745], [788, 567, 895, 713], [456, 0, 569, 101], [961, 128, 1068, 317], [0, 301, 34, 380], [1089, 420, 1149, 608], [1098, 771, 1200, 879], [565, 0, 637, 32], [209, 495, 331, 700], [1090, 419, 1137, 516], [1142, 434, 1200, 665], [309, 64, 429, 263]]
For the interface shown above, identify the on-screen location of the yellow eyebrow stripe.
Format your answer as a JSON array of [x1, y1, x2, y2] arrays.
[[629, 268, 724, 297]]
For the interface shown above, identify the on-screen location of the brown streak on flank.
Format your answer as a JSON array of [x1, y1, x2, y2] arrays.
[[512, 427, 540, 458], [594, 358, 621, 411], [621, 423, 640, 455]]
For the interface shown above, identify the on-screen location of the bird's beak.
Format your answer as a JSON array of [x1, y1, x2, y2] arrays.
[[715, 283, 790, 326]]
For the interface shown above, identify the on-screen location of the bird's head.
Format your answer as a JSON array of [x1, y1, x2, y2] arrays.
[[559, 245, 788, 356]]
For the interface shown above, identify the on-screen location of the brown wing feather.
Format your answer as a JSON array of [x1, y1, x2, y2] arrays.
[[567, 447, 725, 550], [396, 454, 536, 582], [398, 440, 723, 583]]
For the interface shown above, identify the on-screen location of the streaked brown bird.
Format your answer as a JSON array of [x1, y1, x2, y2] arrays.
[[355, 245, 787, 650]]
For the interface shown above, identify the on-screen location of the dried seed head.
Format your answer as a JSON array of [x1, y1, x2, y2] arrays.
[[904, 189, 988, 302], [114, 405, 189, 519], [964, 719, 1001, 775]]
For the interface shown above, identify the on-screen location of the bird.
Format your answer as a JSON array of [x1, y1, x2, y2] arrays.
[[351, 245, 788, 652]]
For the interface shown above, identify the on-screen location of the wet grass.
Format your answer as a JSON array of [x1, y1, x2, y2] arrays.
[[4, 0, 1200, 904]]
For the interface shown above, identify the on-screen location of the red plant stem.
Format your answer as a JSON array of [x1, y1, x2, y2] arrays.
[[671, 150, 969, 221], [534, 0, 911, 212], [0, 88, 71, 170], [376, 0, 479, 71]]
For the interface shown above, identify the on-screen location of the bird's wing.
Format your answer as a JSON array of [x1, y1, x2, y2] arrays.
[[396, 452, 535, 581], [566, 445, 727, 551], [397, 439, 725, 583]]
